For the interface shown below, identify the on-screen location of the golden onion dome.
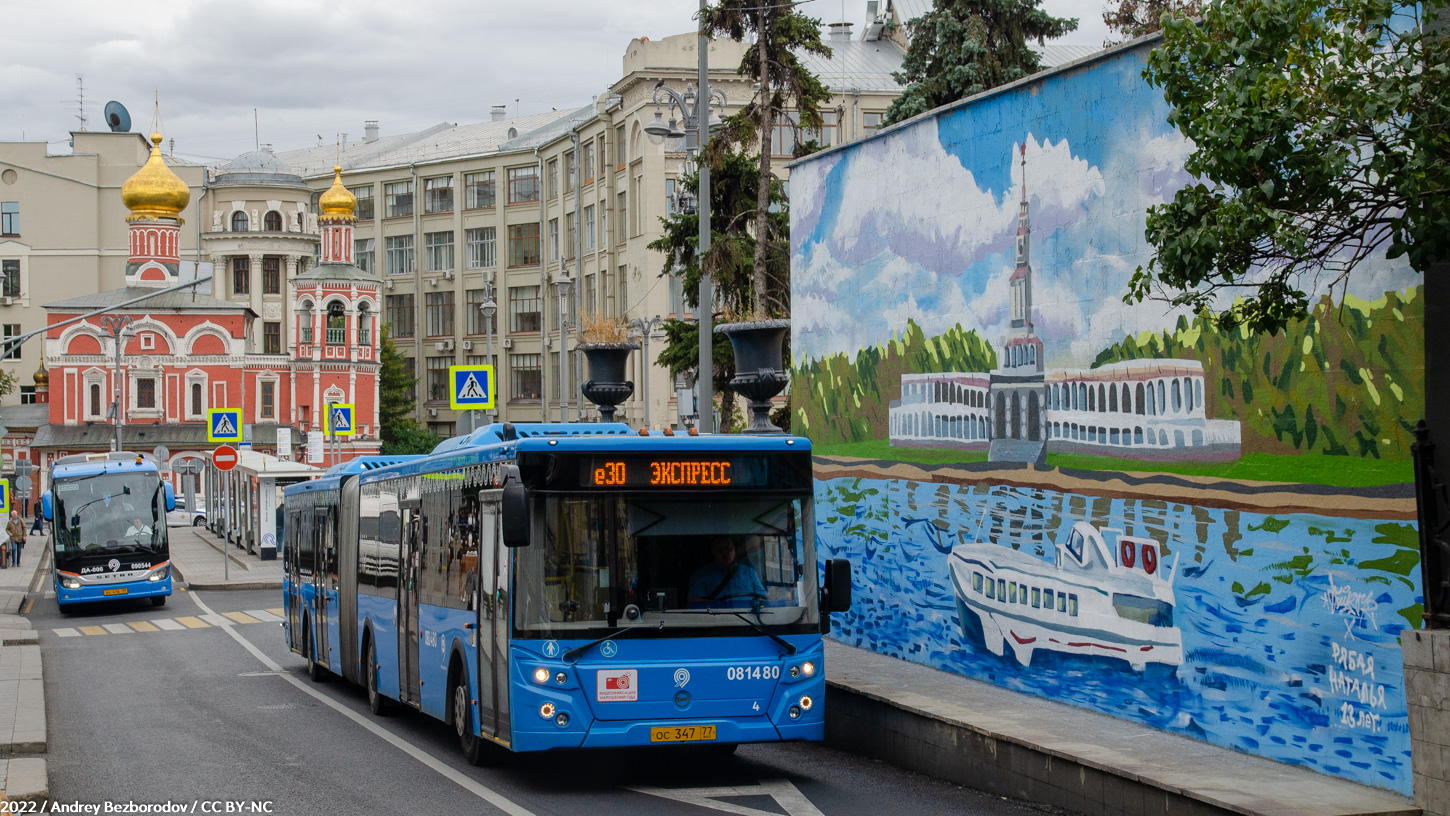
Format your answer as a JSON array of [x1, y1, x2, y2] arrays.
[[122, 133, 191, 221], [33, 363, 48, 387], [318, 165, 357, 222]]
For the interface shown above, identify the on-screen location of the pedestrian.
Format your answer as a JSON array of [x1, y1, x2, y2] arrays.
[[5, 511, 24, 568], [28, 510, 41, 537]]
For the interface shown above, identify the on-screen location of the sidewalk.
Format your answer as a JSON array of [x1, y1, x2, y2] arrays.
[[824, 641, 1418, 816], [168, 525, 284, 590], [0, 529, 48, 803]]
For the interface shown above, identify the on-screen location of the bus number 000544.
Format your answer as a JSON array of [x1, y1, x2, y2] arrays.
[[727, 665, 779, 681]]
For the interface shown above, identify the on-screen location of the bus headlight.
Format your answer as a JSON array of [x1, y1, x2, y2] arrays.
[[801, 661, 816, 676], [798, 695, 813, 711], [539, 702, 556, 719], [147, 565, 170, 582], [533, 667, 550, 684], [62, 578, 81, 590]]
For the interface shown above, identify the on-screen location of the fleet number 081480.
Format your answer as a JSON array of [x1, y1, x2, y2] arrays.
[[727, 665, 779, 681]]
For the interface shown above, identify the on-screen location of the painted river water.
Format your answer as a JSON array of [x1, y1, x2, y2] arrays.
[[815, 476, 1423, 795]]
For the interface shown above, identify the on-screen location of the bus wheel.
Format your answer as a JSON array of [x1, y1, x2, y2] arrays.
[[366, 639, 388, 716], [304, 623, 325, 683], [454, 680, 486, 766], [151, 596, 166, 607]]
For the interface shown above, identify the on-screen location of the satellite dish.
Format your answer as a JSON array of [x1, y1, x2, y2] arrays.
[[104, 101, 131, 133]]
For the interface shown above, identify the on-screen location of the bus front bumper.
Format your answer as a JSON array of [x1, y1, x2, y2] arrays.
[[57, 578, 172, 605]]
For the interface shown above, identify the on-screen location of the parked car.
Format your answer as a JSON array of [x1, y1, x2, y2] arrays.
[[166, 497, 207, 527]]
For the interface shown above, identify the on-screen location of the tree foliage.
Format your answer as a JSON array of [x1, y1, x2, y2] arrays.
[[1130, 0, 1450, 335], [883, 0, 1078, 126], [378, 324, 436, 454], [702, 1, 833, 318], [1101, 0, 1204, 43]]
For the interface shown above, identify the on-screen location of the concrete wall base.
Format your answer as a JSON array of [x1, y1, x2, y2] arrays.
[[1404, 628, 1450, 816]]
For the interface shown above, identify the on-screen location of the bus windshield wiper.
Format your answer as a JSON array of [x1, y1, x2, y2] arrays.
[[686, 605, 797, 656], [561, 620, 662, 664]]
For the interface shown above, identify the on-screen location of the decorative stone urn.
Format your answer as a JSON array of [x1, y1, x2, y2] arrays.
[[717, 319, 790, 434], [579, 342, 638, 423]]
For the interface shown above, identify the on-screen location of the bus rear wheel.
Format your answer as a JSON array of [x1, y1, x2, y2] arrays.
[[366, 639, 388, 716], [454, 680, 486, 766]]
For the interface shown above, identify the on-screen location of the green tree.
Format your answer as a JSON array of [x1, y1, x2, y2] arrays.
[[1129, 0, 1450, 335], [1101, 0, 1203, 43], [883, 0, 1078, 126], [377, 324, 437, 455], [702, 0, 832, 317], [0, 370, 17, 401]]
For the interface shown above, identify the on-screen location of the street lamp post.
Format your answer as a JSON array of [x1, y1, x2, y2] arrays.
[[628, 316, 664, 429], [557, 274, 572, 423], [645, 6, 725, 433], [98, 314, 135, 453], [480, 283, 498, 428]]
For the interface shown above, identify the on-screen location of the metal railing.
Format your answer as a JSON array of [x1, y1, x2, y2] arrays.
[[326, 327, 346, 345], [1412, 420, 1450, 629]]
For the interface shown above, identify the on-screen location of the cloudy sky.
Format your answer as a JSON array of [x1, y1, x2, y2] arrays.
[[1, 0, 1110, 163]]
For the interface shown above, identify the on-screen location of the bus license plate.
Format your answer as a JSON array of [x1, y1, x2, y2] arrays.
[[650, 725, 716, 743], [102, 588, 128, 596]]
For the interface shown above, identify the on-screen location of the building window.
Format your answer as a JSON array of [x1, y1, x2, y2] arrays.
[[299, 299, 314, 344], [0, 203, 17, 236], [136, 378, 156, 409], [262, 257, 281, 294], [581, 141, 595, 185], [231, 211, 249, 231], [771, 111, 801, 157], [666, 178, 678, 217], [352, 186, 374, 219], [401, 356, 416, 402], [465, 227, 496, 269], [424, 230, 454, 272], [232, 257, 250, 295], [358, 303, 372, 345], [264, 210, 283, 231], [464, 171, 495, 209], [1, 259, 19, 297], [507, 166, 539, 205], [427, 421, 455, 438], [863, 111, 884, 133], [466, 289, 489, 335], [386, 294, 415, 338], [426, 356, 452, 401], [566, 214, 576, 259], [191, 383, 203, 416], [355, 238, 374, 274], [548, 218, 559, 261], [19, 385, 35, 405], [385, 235, 414, 275], [508, 285, 541, 332], [326, 301, 346, 345], [423, 176, 453, 213], [425, 291, 454, 337], [1, 324, 18, 360], [90, 383, 101, 417], [510, 353, 542, 400], [615, 123, 627, 168], [583, 205, 595, 252], [618, 265, 628, 314], [507, 223, 539, 266], [547, 160, 558, 198], [263, 321, 281, 354], [565, 151, 577, 192], [617, 192, 627, 243], [260, 381, 276, 419], [584, 274, 596, 314], [385, 180, 414, 217]]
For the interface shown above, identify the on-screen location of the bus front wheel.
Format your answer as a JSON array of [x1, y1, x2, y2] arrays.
[[454, 680, 486, 766], [366, 638, 388, 716], [304, 620, 325, 683], [151, 596, 166, 607]]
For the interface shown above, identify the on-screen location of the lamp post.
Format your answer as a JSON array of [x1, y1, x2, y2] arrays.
[[556, 274, 572, 423], [628, 315, 665, 429], [644, 6, 725, 432], [480, 283, 498, 428], [98, 314, 135, 453]]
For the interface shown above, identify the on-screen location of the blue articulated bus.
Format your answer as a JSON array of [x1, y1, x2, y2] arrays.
[[41, 452, 177, 609], [282, 422, 851, 762]]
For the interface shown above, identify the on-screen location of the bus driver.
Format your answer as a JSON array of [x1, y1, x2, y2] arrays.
[[687, 535, 766, 608]]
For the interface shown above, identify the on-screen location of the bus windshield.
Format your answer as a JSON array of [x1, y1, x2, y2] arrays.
[[514, 493, 819, 639], [52, 473, 168, 565]]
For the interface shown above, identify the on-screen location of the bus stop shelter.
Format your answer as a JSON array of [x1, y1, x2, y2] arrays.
[[205, 451, 320, 560]]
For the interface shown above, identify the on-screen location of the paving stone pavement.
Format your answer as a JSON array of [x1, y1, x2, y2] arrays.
[[168, 525, 284, 590], [0, 527, 47, 801]]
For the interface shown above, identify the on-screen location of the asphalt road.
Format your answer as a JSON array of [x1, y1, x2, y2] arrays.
[[33, 586, 1081, 816]]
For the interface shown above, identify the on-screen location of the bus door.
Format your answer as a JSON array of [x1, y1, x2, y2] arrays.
[[284, 510, 303, 651], [475, 491, 508, 738], [312, 506, 333, 667], [398, 502, 422, 706]]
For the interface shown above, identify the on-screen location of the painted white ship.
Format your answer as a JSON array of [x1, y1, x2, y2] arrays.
[[948, 521, 1184, 671]]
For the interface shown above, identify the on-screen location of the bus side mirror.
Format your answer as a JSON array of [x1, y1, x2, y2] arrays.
[[822, 558, 852, 613], [163, 482, 176, 512], [501, 479, 530, 548], [41, 491, 52, 522]]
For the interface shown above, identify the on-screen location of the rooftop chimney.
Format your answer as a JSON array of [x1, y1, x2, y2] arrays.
[[364, 120, 379, 143], [828, 20, 853, 41], [491, 105, 507, 122]]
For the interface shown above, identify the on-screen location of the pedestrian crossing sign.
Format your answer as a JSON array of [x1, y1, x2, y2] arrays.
[[328, 403, 355, 437], [0, 482, 8, 514], [207, 408, 243, 443], [449, 365, 495, 411]]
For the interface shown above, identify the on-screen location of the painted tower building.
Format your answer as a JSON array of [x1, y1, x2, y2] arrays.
[[31, 136, 380, 485]]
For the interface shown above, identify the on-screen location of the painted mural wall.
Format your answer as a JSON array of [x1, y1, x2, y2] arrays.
[[789, 38, 1425, 795]]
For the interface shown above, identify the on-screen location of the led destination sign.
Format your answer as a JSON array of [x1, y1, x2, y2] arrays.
[[587, 459, 738, 487], [523, 450, 811, 492]]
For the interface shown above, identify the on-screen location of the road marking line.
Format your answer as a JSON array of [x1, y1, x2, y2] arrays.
[[78, 626, 107, 636], [200, 613, 229, 626], [101, 623, 134, 635], [264, 607, 284, 616], [174, 616, 209, 629], [53, 628, 81, 638], [222, 611, 262, 625], [127, 621, 160, 633], [624, 780, 826, 816], [188, 591, 536, 816], [150, 618, 185, 631], [245, 609, 283, 622]]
